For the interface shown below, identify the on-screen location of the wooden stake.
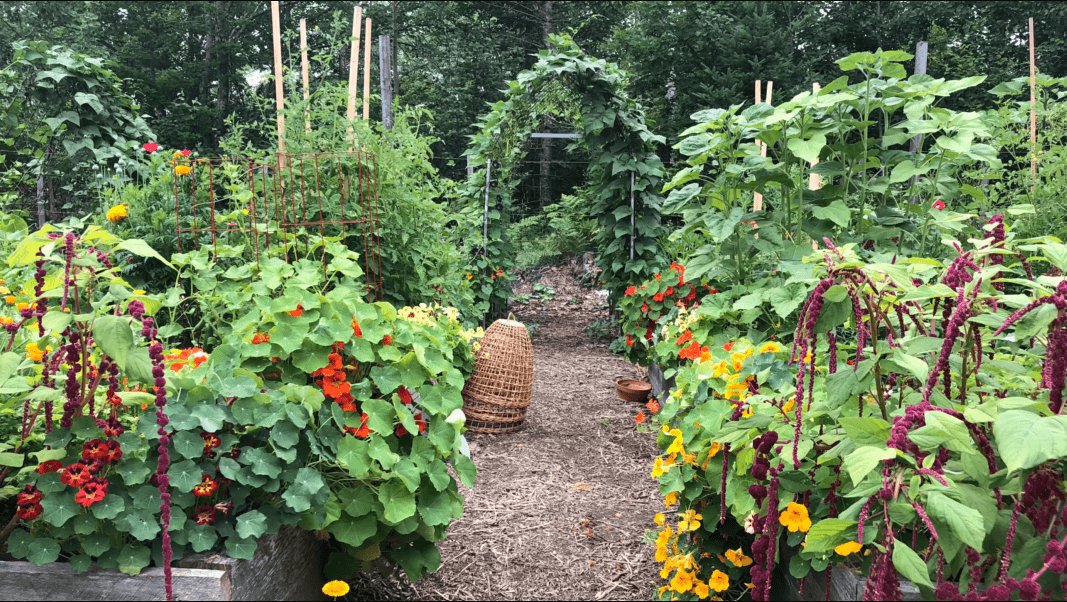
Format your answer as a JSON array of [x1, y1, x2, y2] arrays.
[[753, 81, 772, 212], [346, 7, 362, 144], [270, 1, 285, 156], [1030, 16, 1037, 187], [809, 82, 821, 191], [300, 19, 310, 134], [363, 18, 373, 120]]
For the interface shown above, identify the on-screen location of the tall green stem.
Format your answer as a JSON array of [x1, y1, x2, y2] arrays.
[[857, 76, 872, 235]]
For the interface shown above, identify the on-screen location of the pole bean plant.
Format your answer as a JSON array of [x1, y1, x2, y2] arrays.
[[647, 211, 1067, 600]]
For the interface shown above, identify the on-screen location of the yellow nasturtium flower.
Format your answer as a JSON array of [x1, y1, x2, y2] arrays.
[[708, 570, 730, 592], [678, 509, 702, 532], [26, 342, 51, 362], [4, 295, 14, 305], [835, 540, 863, 556], [779, 502, 813, 533]]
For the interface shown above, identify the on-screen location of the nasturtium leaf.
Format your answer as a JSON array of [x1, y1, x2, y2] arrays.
[[392, 396, 418, 436], [243, 447, 282, 478], [285, 404, 309, 428], [168, 460, 203, 492], [118, 544, 152, 576], [282, 467, 327, 512], [72, 512, 99, 535], [254, 401, 287, 428], [231, 398, 257, 425], [892, 541, 934, 588], [368, 435, 398, 471], [270, 420, 300, 449], [328, 514, 379, 547], [70, 415, 101, 439], [292, 344, 331, 373], [40, 490, 79, 527], [173, 430, 205, 460], [219, 376, 257, 399], [126, 509, 162, 541], [225, 536, 257, 560], [235, 510, 267, 540], [115, 459, 153, 486], [428, 419, 457, 454], [362, 397, 394, 435], [389, 537, 442, 582], [6, 529, 33, 559], [191, 404, 227, 431], [452, 454, 477, 489], [418, 489, 455, 526], [90, 493, 124, 520], [392, 458, 421, 494], [379, 480, 417, 524], [187, 524, 218, 553], [370, 365, 403, 396], [164, 402, 200, 431], [27, 537, 61, 565], [80, 534, 111, 557], [69, 554, 91, 574], [336, 436, 372, 478], [338, 486, 378, 518]]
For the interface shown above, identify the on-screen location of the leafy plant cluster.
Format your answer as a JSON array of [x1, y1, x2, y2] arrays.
[[508, 191, 598, 270], [0, 221, 478, 592], [646, 214, 1067, 600]]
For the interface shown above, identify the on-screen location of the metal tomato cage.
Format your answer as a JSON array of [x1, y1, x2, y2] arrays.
[[172, 151, 383, 300]]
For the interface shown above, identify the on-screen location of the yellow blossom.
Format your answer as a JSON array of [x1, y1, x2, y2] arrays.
[[708, 570, 730, 592], [106, 204, 128, 223], [693, 579, 710, 599], [725, 547, 753, 567], [652, 456, 675, 478], [175, 165, 192, 176], [16, 302, 29, 311], [655, 526, 673, 562], [670, 569, 695, 594], [241, 208, 249, 215], [835, 540, 863, 556], [26, 342, 51, 362], [321, 580, 350, 598], [0, 316, 12, 325], [173, 151, 183, 159], [132, 289, 146, 295], [4, 295, 14, 305], [759, 341, 781, 354], [782, 398, 796, 413], [666, 435, 685, 456], [742, 406, 754, 418], [711, 360, 730, 378], [699, 350, 713, 363], [779, 502, 812, 533], [654, 513, 665, 526], [664, 491, 678, 507], [678, 509, 702, 532]]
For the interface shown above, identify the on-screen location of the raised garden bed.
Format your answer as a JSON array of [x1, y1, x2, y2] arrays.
[[0, 526, 324, 601]]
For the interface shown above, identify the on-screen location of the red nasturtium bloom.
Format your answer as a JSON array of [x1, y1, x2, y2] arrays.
[[104, 440, 122, 464], [194, 505, 217, 525], [680, 341, 709, 361], [653, 293, 665, 303], [382, 334, 392, 346], [398, 386, 413, 405], [193, 475, 219, 497], [626, 334, 634, 347], [723, 342, 736, 352], [16, 485, 43, 507], [142, 142, 159, 153], [635, 412, 646, 424], [675, 331, 693, 346], [61, 462, 92, 488], [647, 399, 660, 413], [251, 333, 270, 344], [624, 286, 637, 297], [289, 304, 304, 318], [351, 318, 362, 338], [75, 479, 108, 507], [933, 199, 946, 210], [17, 503, 43, 520], [165, 348, 208, 372], [82, 439, 108, 461], [36, 460, 63, 474], [654, 273, 661, 281], [202, 432, 222, 451], [343, 413, 371, 438], [665, 286, 674, 297]]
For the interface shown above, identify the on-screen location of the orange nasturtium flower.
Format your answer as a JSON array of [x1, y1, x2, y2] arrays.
[[779, 502, 812, 533], [725, 547, 753, 567], [289, 304, 303, 317], [708, 570, 730, 592], [26, 342, 51, 362], [723, 342, 736, 352], [835, 541, 863, 556], [322, 581, 350, 599], [4, 295, 15, 304]]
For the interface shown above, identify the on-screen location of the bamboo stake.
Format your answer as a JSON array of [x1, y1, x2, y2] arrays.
[[363, 18, 373, 120], [346, 7, 362, 145], [753, 81, 764, 211], [270, 1, 285, 156], [809, 82, 821, 191], [300, 19, 310, 134], [1029, 16, 1037, 188]]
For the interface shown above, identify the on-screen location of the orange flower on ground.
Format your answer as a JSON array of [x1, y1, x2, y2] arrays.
[[646, 399, 660, 413], [289, 304, 303, 317], [322, 580, 350, 598], [708, 570, 730, 592], [835, 541, 863, 556], [635, 412, 646, 424], [779, 502, 812, 533]]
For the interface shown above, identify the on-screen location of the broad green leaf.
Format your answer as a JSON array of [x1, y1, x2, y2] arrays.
[[926, 491, 985, 551], [168, 459, 203, 492], [27, 537, 61, 565], [235, 510, 267, 539], [337, 436, 372, 478], [173, 430, 205, 460], [40, 490, 79, 527], [90, 493, 124, 520], [379, 480, 416, 523], [225, 536, 257, 560], [126, 508, 162, 541], [328, 513, 378, 547], [187, 525, 218, 552], [803, 518, 856, 554], [117, 544, 151, 576], [892, 541, 933, 588], [93, 316, 135, 368], [845, 446, 897, 487], [115, 239, 174, 269], [993, 411, 1067, 473], [838, 417, 891, 446]]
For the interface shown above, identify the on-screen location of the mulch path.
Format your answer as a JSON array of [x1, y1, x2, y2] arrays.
[[351, 261, 663, 601]]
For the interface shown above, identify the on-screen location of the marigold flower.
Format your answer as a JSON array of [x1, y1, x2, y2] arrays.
[[0, 316, 12, 325], [142, 142, 159, 153], [708, 570, 730, 592], [4, 295, 14, 305], [16, 302, 29, 311], [779, 502, 812, 533], [322, 580, 350, 598], [173, 151, 183, 159], [192, 475, 219, 497], [835, 540, 863, 556], [106, 204, 128, 223], [175, 164, 191, 176]]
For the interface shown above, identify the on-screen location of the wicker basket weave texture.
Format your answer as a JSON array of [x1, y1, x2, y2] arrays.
[[462, 319, 535, 432]]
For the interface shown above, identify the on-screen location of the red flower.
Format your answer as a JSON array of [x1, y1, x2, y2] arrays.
[[626, 334, 634, 348], [647, 399, 660, 413], [847, 359, 855, 366], [352, 318, 363, 338], [398, 387, 413, 405], [635, 412, 646, 424], [705, 285, 718, 294], [82, 439, 108, 461], [75, 478, 108, 507], [414, 411, 428, 434], [497, 269, 504, 277], [336, 394, 359, 412], [142, 142, 159, 153], [104, 440, 122, 464], [35, 460, 63, 474], [624, 286, 637, 297], [932, 199, 946, 210], [665, 287, 675, 297], [653, 293, 665, 303], [289, 304, 303, 317], [104, 423, 124, 437], [61, 462, 92, 488], [675, 331, 693, 346], [641, 302, 650, 313], [383, 334, 392, 346], [723, 342, 736, 352], [180, 149, 192, 157], [343, 413, 371, 438], [16, 485, 42, 507], [252, 333, 271, 344], [194, 505, 217, 525], [686, 288, 697, 302], [193, 475, 219, 497], [16, 504, 42, 520], [645, 326, 655, 341], [680, 341, 708, 361], [654, 274, 661, 281], [202, 432, 222, 450]]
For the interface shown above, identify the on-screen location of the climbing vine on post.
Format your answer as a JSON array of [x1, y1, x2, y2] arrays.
[[458, 34, 667, 318]]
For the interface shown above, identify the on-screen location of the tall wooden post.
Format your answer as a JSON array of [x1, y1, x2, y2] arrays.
[[809, 82, 821, 191], [363, 18, 373, 120], [753, 80, 772, 212], [346, 7, 362, 146], [300, 19, 310, 134], [270, 1, 285, 156], [1029, 17, 1037, 187], [909, 42, 928, 154]]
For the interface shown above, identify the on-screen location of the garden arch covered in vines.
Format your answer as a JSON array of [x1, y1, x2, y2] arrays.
[[460, 35, 667, 315]]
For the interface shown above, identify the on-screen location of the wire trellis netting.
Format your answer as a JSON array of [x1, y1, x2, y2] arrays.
[[172, 151, 383, 299]]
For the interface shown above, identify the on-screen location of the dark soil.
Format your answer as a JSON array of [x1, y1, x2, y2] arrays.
[[408, 261, 662, 601]]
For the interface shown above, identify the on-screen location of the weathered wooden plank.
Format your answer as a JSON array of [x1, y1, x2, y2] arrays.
[[0, 563, 229, 601]]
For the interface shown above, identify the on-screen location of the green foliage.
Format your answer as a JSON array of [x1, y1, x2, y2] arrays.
[[509, 192, 598, 270]]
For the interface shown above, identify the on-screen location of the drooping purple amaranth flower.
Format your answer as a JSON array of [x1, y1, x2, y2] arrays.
[[60, 232, 76, 312], [916, 468, 949, 487], [987, 215, 1007, 291], [142, 313, 174, 602], [827, 331, 838, 374], [922, 287, 972, 406], [912, 499, 940, 541], [863, 528, 903, 601], [1045, 315, 1067, 414], [720, 444, 730, 524]]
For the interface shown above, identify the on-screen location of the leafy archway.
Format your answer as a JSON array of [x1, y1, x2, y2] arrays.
[[459, 34, 667, 316]]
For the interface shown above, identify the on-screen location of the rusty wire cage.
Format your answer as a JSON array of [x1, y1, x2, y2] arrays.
[[172, 151, 383, 299]]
